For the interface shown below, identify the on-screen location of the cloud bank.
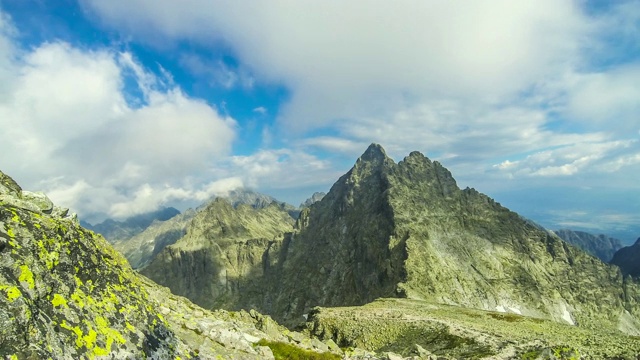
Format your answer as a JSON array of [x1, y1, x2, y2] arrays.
[[0, 15, 239, 221]]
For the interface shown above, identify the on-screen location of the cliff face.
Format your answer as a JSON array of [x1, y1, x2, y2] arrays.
[[259, 145, 640, 333], [0, 170, 342, 359], [554, 229, 623, 262], [383, 150, 638, 332]]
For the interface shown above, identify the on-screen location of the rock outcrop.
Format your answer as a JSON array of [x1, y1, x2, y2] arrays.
[[554, 229, 623, 262], [611, 237, 640, 277], [0, 170, 345, 359]]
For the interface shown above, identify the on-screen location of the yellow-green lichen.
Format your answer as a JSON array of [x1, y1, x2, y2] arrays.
[[60, 320, 84, 348], [71, 291, 85, 309], [1, 285, 22, 302], [18, 264, 35, 289], [51, 293, 68, 308], [125, 322, 135, 332]]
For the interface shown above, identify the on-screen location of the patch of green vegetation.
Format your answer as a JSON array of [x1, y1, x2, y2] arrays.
[[520, 346, 580, 360], [488, 312, 523, 322], [521, 349, 542, 359], [255, 339, 341, 360]]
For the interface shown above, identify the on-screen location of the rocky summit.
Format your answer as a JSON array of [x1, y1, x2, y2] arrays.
[[143, 144, 640, 338], [0, 170, 348, 359]]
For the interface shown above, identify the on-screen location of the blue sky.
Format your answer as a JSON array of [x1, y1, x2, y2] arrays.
[[0, 1, 639, 243]]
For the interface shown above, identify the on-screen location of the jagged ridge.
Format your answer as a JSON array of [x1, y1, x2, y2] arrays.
[[140, 144, 640, 336]]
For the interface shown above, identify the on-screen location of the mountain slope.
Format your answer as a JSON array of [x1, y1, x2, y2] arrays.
[[554, 229, 623, 262], [113, 209, 196, 269], [141, 198, 295, 310], [611, 237, 640, 277]]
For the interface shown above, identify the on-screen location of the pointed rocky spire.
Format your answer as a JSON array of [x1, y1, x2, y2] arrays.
[[359, 143, 389, 162]]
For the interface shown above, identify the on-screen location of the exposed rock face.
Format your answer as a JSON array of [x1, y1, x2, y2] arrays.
[[611, 238, 640, 277], [83, 207, 181, 243], [141, 198, 295, 310], [140, 144, 640, 336], [0, 170, 344, 359], [220, 189, 285, 210], [554, 229, 624, 262], [300, 192, 326, 208]]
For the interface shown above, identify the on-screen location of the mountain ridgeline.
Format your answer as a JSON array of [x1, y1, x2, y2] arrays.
[[82, 207, 181, 243], [554, 229, 623, 262], [141, 144, 640, 336]]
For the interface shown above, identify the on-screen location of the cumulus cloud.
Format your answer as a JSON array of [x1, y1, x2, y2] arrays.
[[83, 0, 590, 131], [0, 19, 237, 221], [564, 66, 640, 131], [225, 148, 338, 190], [492, 140, 640, 178], [4, 1, 640, 236], [82, 0, 639, 170]]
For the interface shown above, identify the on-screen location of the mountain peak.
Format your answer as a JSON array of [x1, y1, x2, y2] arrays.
[[359, 143, 389, 163]]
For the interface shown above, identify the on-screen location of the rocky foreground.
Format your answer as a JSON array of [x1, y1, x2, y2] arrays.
[[0, 170, 344, 359]]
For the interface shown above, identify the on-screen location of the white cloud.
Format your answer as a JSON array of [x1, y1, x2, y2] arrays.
[[492, 140, 640, 178], [0, 24, 237, 220], [180, 53, 254, 89], [226, 148, 338, 190], [83, 0, 590, 131], [565, 65, 640, 131], [299, 137, 367, 155]]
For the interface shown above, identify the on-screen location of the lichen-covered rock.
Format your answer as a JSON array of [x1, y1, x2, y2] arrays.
[[0, 170, 343, 359], [0, 175, 176, 359]]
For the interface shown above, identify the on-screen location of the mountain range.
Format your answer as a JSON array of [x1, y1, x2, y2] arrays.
[[554, 229, 624, 262], [3, 144, 640, 358]]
